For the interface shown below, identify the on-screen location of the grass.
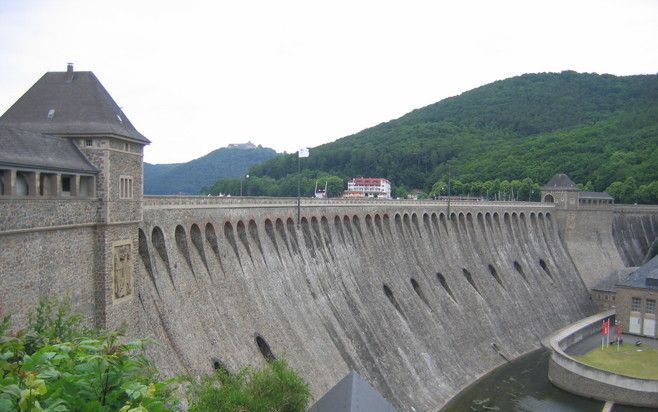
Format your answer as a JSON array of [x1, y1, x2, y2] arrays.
[[575, 343, 658, 380]]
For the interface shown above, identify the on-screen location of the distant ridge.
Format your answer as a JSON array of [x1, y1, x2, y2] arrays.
[[145, 144, 277, 195], [240, 71, 658, 203]]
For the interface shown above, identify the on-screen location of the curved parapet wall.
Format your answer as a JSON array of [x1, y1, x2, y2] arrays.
[[547, 310, 658, 408], [613, 205, 658, 266], [129, 198, 594, 411]]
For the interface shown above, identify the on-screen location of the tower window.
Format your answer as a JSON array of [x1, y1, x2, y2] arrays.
[[62, 176, 71, 192], [120, 176, 133, 199], [85, 139, 93, 147]]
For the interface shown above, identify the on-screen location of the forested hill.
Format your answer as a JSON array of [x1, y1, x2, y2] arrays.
[[145, 145, 276, 194], [204, 71, 658, 203]]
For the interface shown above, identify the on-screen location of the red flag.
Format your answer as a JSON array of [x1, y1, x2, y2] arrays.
[[615, 323, 622, 337], [602, 320, 606, 335]]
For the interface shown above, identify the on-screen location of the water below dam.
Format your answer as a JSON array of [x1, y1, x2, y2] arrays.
[[442, 349, 652, 412]]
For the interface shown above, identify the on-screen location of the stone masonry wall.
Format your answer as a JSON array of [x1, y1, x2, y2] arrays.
[[0, 226, 98, 327], [134, 200, 594, 411], [0, 198, 100, 231]]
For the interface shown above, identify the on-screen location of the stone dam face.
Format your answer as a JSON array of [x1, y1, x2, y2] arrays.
[[133, 199, 596, 411], [613, 209, 658, 266]]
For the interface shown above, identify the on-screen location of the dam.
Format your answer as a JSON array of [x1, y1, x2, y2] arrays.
[[1, 67, 658, 411], [132, 196, 653, 410]]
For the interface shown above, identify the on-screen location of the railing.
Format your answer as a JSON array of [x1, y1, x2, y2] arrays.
[[614, 204, 658, 214], [143, 195, 554, 210]]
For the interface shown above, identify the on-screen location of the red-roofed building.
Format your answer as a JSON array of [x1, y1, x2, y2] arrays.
[[346, 177, 391, 199]]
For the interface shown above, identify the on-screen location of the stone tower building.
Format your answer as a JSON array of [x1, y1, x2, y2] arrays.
[[540, 173, 581, 209], [541, 173, 613, 210], [0, 64, 149, 329]]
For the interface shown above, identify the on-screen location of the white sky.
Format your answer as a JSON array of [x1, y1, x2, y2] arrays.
[[1, 0, 657, 164]]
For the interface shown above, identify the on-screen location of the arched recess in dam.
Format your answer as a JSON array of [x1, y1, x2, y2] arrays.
[[134, 203, 595, 411]]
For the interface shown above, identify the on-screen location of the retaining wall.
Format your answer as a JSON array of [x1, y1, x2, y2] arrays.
[[547, 310, 658, 408]]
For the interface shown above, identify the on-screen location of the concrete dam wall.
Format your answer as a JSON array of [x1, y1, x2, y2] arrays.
[[613, 206, 658, 266], [134, 198, 595, 410]]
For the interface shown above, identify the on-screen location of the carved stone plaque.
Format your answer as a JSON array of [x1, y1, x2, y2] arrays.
[[566, 212, 577, 231], [112, 240, 133, 301]]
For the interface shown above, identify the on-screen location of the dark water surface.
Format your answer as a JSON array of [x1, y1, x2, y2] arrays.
[[441, 349, 653, 412]]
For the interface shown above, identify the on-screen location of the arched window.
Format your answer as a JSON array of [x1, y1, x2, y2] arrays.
[[543, 194, 554, 203]]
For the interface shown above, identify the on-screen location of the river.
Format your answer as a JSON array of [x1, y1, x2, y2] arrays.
[[441, 349, 653, 412]]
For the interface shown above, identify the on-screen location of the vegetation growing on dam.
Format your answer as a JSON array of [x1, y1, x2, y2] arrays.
[[205, 71, 658, 203], [575, 344, 658, 380], [187, 359, 310, 412], [0, 299, 310, 412]]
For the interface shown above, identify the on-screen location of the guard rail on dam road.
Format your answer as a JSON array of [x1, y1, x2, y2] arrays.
[[136, 196, 594, 410]]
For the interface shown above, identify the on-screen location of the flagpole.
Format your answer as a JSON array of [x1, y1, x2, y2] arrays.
[[297, 152, 301, 228]]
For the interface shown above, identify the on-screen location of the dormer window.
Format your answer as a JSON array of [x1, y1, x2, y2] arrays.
[[117, 114, 123, 123], [85, 139, 93, 147], [47, 109, 55, 119]]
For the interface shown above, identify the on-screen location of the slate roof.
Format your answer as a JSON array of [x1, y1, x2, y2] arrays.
[[0, 126, 97, 174], [618, 255, 658, 291], [542, 173, 579, 191], [591, 267, 636, 292], [308, 371, 398, 412], [580, 191, 613, 200], [0, 69, 149, 144]]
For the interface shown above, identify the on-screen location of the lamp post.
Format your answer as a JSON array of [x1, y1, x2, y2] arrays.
[[447, 162, 451, 219], [240, 174, 249, 196], [297, 148, 309, 228]]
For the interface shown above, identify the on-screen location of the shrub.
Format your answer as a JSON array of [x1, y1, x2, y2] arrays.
[[0, 298, 177, 412], [187, 359, 311, 412]]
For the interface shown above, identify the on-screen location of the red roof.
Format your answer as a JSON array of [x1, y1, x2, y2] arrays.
[[350, 177, 390, 185]]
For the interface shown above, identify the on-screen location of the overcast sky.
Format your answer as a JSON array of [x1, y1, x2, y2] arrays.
[[1, 0, 656, 164]]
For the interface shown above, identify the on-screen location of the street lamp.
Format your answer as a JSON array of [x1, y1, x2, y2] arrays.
[[297, 148, 309, 228], [447, 162, 451, 219], [240, 174, 249, 196]]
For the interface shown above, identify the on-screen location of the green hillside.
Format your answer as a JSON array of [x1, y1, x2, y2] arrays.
[[204, 71, 658, 203], [145, 145, 277, 195]]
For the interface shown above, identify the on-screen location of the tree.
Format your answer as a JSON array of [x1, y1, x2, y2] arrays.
[[393, 185, 409, 199], [429, 180, 447, 198]]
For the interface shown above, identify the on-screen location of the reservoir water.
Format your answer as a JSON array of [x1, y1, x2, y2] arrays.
[[441, 349, 653, 412]]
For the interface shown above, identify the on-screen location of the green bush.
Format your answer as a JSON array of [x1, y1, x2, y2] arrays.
[[1, 298, 312, 412], [0, 298, 177, 412], [187, 359, 311, 412]]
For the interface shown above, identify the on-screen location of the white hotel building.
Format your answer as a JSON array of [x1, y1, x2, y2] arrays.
[[345, 177, 391, 199]]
